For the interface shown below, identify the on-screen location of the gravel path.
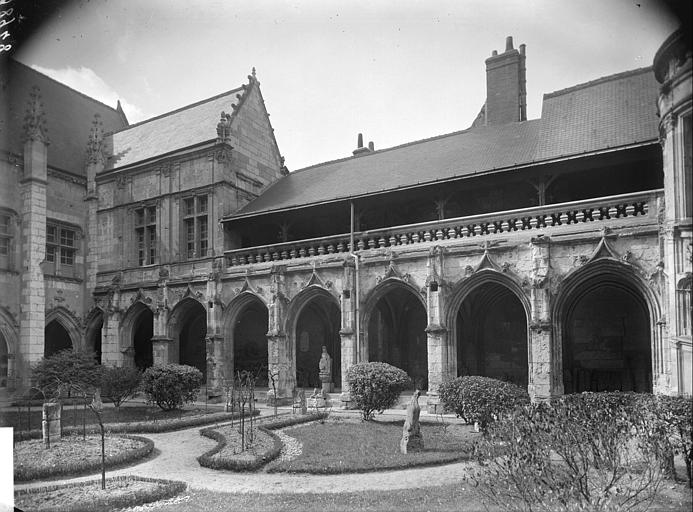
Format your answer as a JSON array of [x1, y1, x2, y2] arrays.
[[14, 412, 475, 495]]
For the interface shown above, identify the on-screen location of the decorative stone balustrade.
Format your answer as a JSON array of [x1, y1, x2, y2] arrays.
[[223, 189, 660, 268]]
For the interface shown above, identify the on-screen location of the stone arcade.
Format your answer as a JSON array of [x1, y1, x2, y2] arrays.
[[0, 33, 690, 410]]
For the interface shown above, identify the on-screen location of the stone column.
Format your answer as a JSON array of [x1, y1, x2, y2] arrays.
[[19, 87, 48, 388], [266, 266, 293, 404], [425, 247, 451, 413], [101, 309, 125, 366], [339, 260, 358, 408], [528, 236, 561, 400]]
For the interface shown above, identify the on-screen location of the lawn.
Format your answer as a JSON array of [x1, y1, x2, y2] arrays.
[[14, 433, 153, 481], [4, 403, 225, 432], [266, 416, 478, 473]]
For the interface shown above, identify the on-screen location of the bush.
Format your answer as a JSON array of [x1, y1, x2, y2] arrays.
[[100, 366, 142, 408], [141, 364, 203, 411], [650, 394, 693, 488], [438, 375, 529, 432], [472, 392, 669, 511], [32, 349, 102, 397], [346, 362, 411, 420]]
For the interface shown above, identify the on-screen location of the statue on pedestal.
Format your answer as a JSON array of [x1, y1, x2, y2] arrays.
[[319, 345, 333, 393], [400, 390, 424, 454]]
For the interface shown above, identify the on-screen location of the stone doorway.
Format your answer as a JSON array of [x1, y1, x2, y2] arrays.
[[562, 281, 652, 393], [44, 320, 73, 358], [455, 282, 528, 387], [367, 285, 427, 389]]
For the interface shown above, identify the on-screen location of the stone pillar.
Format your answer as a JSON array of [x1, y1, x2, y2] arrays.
[[205, 334, 224, 395], [101, 309, 125, 366], [19, 87, 49, 388], [339, 260, 357, 408], [42, 402, 61, 445], [266, 266, 293, 404], [528, 236, 561, 400]]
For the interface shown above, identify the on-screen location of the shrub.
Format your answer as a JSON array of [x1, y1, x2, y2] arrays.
[[472, 392, 668, 511], [141, 364, 203, 411], [438, 375, 529, 431], [650, 394, 693, 488], [32, 349, 102, 397], [346, 362, 411, 420], [100, 366, 142, 408]]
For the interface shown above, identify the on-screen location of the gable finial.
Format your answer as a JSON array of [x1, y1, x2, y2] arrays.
[[23, 86, 50, 144], [87, 114, 105, 165]]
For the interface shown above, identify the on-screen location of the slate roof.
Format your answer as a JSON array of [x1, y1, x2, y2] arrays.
[[105, 87, 243, 171], [0, 59, 128, 176], [230, 67, 659, 220]]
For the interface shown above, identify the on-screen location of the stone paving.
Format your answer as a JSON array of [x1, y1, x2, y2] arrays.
[[14, 405, 475, 495]]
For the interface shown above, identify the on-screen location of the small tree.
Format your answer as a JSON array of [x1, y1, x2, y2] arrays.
[[88, 388, 107, 490], [100, 366, 142, 409], [32, 349, 102, 397], [346, 362, 411, 420], [141, 364, 203, 411]]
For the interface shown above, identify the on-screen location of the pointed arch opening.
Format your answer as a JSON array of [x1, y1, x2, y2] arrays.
[[0, 331, 8, 387], [454, 281, 529, 386], [85, 310, 104, 364], [169, 298, 207, 380], [558, 267, 653, 393], [44, 320, 73, 358], [286, 287, 341, 391], [122, 302, 154, 370], [365, 281, 427, 389], [231, 295, 269, 386]]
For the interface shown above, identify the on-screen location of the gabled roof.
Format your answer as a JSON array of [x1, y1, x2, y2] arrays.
[[230, 66, 660, 220], [0, 59, 128, 176], [105, 86, 244, 171]]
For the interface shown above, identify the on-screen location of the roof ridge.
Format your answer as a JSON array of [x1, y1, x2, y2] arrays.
[[14, 59, 124, 116], [543, 66, 653, 99], [111, 85, 244, 134], [290, 120, 543, 175]]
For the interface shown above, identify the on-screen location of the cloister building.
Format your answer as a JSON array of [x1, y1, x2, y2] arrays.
[[1, 33, 690, 409]]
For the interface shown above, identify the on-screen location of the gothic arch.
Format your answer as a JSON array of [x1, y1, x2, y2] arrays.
[[84, 307, 104, 364], [446, 269, 531, 386], [45, 307, 82, 350], [362, 278, 427, 386], [285, 285, 341, 388], [222, 292, 269, 384], [0, 307, 18, 388], [168, 297, 208, 378], [553, 258, 661, 393], [120, 300, 155, 369]]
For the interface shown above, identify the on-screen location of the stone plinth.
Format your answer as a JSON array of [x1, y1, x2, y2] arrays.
[[400, 391, 423, 454], [42, 402, 61, 445]]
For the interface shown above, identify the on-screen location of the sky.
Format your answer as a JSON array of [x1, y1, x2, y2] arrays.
[[12, 0, 680, 171]]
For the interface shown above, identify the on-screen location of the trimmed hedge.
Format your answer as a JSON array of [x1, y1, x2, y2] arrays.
[[438, 376, 529, 431], [197, 412, 327, 471], [346, 362, 411, 420], [14, 409, 260, 441], [141, 364, 203, 411], [14, 475, 186, 512], [14, 435, 154, 482]]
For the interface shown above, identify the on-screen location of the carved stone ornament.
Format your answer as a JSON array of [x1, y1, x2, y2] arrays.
[[23, 86, 49, 144], [132, 288, 153, 305], [216, 111, 233, 142], [86, 114, 105, 165]]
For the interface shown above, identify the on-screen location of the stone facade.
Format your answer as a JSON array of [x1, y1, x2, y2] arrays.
[[1, 34, 690, 407]]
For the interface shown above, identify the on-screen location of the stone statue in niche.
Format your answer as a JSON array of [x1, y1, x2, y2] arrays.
[[400, 390, 424, 454], [318, 345, 333, 393]]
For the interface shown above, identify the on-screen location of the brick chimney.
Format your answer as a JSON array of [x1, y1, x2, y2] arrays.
[[484, 36, 527, 125]]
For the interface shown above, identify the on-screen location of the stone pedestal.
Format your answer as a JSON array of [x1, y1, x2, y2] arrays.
[[400, 391, 423, 454], [42, 402, 61, 445], [320, 380, 334, 393]]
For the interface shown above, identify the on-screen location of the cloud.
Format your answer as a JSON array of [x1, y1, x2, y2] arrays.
[[30, 65, 147, 123]]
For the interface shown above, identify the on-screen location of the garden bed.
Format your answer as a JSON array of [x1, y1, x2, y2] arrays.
[[12, 407, 259, 440], [198, 412, 327, 471], [14, 475, 186, 512], [265, 416, 478, 473], [14, 433, 153, 481]]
